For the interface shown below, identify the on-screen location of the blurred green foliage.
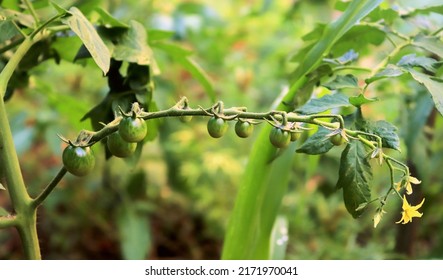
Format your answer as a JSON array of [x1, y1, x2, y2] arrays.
[[1, 0, 443, 259]]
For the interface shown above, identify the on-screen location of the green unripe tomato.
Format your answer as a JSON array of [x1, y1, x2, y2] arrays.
[[269, 127, 291, 148], [235, 120, 254, 138], [179, 115, 193, 123], [62, 146, 95, 177], [290, 131, 302, 142], [118, 116, 147, 143], [107, 131, 137, 158], [329, 133, 346, 146], [207, 117, 228, 138]]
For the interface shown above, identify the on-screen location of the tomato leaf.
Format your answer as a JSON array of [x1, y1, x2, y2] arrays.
[[323, 74, 359, 90], [349, 94, 378, 107], [295, 93, 350, 115], [63, 7, 111, 74], [412, 35, 443, 59], [94, 7, 128, 28], [365, 64, 405, 84], [398, 54, 438, 73], [336, 141, 372, 218], [0, 19, 21, 42], [408, 70, 443, 116], [112, 21, 158, 72], [296, 126, 334, 155], [359, 119, 401, 151]]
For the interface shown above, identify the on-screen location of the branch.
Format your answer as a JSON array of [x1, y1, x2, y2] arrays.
[[31, 167, 68, 209]]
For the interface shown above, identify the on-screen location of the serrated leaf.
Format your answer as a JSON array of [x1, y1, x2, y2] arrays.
[[296, 126, 334, 154], [323, 74, 358, 90], [365, 64, 405, 84], [63, 7, 110, 74], [398, 54, 438, 73], [408, 70, 443, 116], [295, 93, 350, 115], [349, 94, 378, 107], [361, 120, 400, 151], [336, 141, 372, 218], [412, 35, 443, 58]]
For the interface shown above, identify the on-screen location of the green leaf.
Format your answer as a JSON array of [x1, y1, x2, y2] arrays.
[[296, 126, 334, 155], [63, 7, 110, 74], [331, 25, 386, 56], [0, 206, 8, 216], [365, 64, 405, 84], [323, 74, 359, 90], [398, 54, 438, 73], [408, 70, 443, 116], [336, 141, 372, 218], [95, 7, 128, 28], [112, 20, 155, 66], [349, 94, 378, 107], [360, 120, 400, 151], [50, 1, 67, 15], [295, 93, 350, 115], [412, 35, 443, 58], [117, 204, 151, 260], [404, 5, 443, 17], [176, 56, 216, 102], [0, 19, 21, 42]]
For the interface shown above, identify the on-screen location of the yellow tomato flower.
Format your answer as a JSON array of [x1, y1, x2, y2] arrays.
[[405, 176, 421, 195], [396, 196, 425, 224]]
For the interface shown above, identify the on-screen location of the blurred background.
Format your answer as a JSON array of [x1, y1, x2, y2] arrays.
[[1, 0, 443, 259]]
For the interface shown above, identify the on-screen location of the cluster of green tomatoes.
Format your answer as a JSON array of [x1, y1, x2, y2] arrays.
[[61, 107, 347, 177], [62, 114, 147, 176], [206, 115, 346, 148]]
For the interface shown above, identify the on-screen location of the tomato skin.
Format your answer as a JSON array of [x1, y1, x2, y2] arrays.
[[207, 117, 228, 138], [62, 146, 95, 177], [107, 131, 137, 158], [119, 116, 147, 143], [290, 131, 301, 142], [235, 120, 253, 138], [269, 127, 291, 148], [179, 115, 193, 123], [329, 133, 346, 146]]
